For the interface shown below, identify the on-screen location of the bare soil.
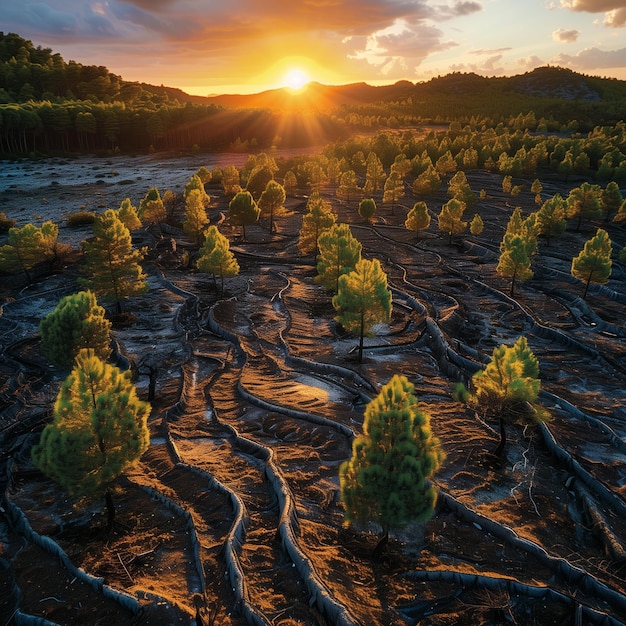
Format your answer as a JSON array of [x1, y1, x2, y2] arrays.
[[1, 152, 626, 626]]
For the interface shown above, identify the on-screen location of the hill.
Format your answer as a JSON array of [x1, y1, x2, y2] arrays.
[[204, 66, 626, 110]]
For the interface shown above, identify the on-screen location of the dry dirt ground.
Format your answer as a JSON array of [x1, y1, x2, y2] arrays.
[[1, 152, 626, 626]]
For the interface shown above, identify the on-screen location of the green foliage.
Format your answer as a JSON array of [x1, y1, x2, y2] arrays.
[[405, 201, 431, 241], [117, 198, 142, 231], [447, 170, 476, 206], [196, 225, 240, 296], [183, 188, 210, 245], [139, 187, 167, 226], [184, 173, 210, 207], [340, 374, 444, 532], [228, 190, 260, 240], [435, 150, 456, 175], [298, 192, 336, 259], [316, 223, 362, 293], [469, 213, 484, 236], [258, 180, 286, 233], [537, 194, 568, 243], [567, 182, 602, 231], [571, 228, 613, 299], [336, 170, 362, 203], [283, 170, 298, 196], [66, 211, 96, 227], [470, 337, 541, 418], [39, 290, 111, 369], [531, 179, 543, 205], [0, 212, 16, 233], [438, 198, 467, 244], [363, 152, 386, 194], [31, 349, 150, 500], [382, 170, 405, 211], [600, 181, 623, 221], [332, 258, 392, 362], [412, 164, 441, 196], [0, 220, 61, 280], [358, 198, 377, 222], [614, 199, 626, 224], [221, 165, 241, 195], [79, 209, 148, 313], [497, 234, 533, 296]]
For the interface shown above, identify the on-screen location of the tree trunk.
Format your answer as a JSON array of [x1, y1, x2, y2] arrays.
[[582, 272, 592, 300], [148, 366, 157, 402], [105, 488, 116, 534], [492, 416, 507, 460], [372, 529, 389, 560], [358, 309, 365, 363]]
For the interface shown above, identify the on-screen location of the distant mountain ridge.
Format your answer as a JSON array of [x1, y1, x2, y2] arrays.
[[203, 66, 624, 110]]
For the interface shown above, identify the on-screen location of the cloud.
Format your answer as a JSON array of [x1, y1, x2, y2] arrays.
[[516, 55, 545, 72], [553, 27, 580, 41], [604, 8, 626, 26], [559, 0, 623, 10], [469, 47, 512, 55], [348, 16, 461, 80], [552, 45, 626, 69], [559, 0, 626, 26]]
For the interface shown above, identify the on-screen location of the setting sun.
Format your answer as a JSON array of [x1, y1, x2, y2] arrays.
[[284, 69, 309, 92]]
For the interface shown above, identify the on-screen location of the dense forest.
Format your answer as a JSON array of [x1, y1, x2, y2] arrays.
[[2, 31, 626, 156]]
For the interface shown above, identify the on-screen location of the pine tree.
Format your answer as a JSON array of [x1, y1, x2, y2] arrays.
[[297, 192, 336, 261], [79, 209, 148, 314], [117, 198, 141, 231], [31, 349, 150, 531], [434, 150, 456, 175], [464, 337, 542, 458], [405, 201, 431, 241], [221, 164, 241, 196], [258, 179, 286, 233], [438, 198, 467, 244], [39, 290, 111, 369], [614, 199, 626, 224], [139, 187, 167, 228], [0, 221, 63, 281], [184, 173, 210, 207], [536, 194, 567, 244], [531, 179, 543, 205], [363, 152, 386, 194], [336, 170, 362, 203], [283, 170, 298, 196], [472, 336, 540, 412], [358, 197, 377, 223], [332, 258, 392, 363], [447, 170, 476, 206], [497, 234, 533, 297], [412, 164, 441, 196], [601, 181, 623, 222], [183, 188, 210, 245], [571, 228, 612, 299], [382, 170, 404, 214], [340, 374, 444, 550], [228, 190, 260, 241], [470, 213, 484, 236], [197, 225, 240, 296], [566, 182, 602, 232], [316, 223, 362, 293]]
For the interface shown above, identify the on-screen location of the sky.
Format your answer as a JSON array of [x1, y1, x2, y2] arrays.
[[2, 0, 626, 95]]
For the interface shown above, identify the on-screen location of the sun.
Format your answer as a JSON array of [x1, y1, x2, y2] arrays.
[[284, 68, 310, 92]]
